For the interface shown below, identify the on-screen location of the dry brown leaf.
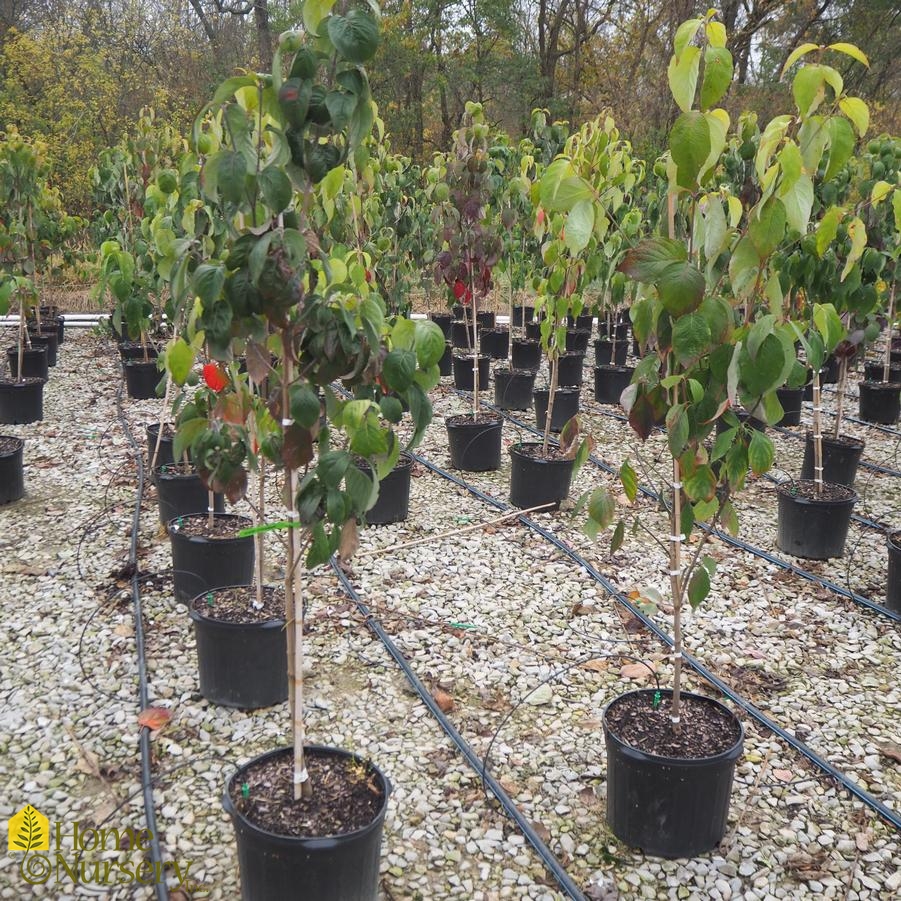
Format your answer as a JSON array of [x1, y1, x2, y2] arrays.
[[855, 831, 869, 852], [877, 741, 901, 764], [773, 769, 793, 782], [113, 623, 133, 638], [433, 689, 455, 714], [581, 660, 608, 673], [138, 707, 172, 731], [620, 661, 657, 683], [498, 776, 520, 795], [531, 821, 551, 843], [571, 602, 594, 616], [574, 718, 601, 730]]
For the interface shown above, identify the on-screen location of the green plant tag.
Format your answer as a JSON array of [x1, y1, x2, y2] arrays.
[[241, 783, 249, 799], [652, 690, 662, 709]]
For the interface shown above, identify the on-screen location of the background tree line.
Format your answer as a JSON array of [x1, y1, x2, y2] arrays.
[[1, 0, 897, 212]]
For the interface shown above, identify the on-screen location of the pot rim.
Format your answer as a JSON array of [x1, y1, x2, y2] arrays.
[[188, 584, 285, 627], [774, 479, 858, 505], [167, 512, 253, 542], [602, 688, 744, 765], [860, 380, 901, 392], [494, 366, 538, 378], [802, 431, 865, 450], [123, 358, 161, 369], [888, 530, 901, 552], [444, 412, 503, 428], [0, 376, 45, 388], [593, 364, 634, 374], [223, 745, 391, 846], [0, 435, 24, 455], [353, 450, 414, 473], [532, 386, 580, 397], [509, 441, 575, 465]]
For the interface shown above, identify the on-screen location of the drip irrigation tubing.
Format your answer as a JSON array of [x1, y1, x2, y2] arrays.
[[461, 389, 901, 624], [329, 560, 587, 901], [115, 382, 169, 901], [403, 443, 901, 834]]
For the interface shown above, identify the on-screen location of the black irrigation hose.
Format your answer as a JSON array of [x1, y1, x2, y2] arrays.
[[329, 561, 587, 901], [405, 445, 901, 834], [115, 383, 168, 901], [470, 392, 901, 625]]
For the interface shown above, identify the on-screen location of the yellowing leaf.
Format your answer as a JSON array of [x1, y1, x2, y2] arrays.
[[839, 96, 869, 137], [668, 44, 702, 113], [827, 42, 869, 68], [871, 181, 893, 205], [841, 216, 866, 282], [781, 43, 821, 77], [705, 20, 726, 49]]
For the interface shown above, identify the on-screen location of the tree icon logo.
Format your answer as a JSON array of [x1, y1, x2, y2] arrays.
[[8, 805, 49, 852]]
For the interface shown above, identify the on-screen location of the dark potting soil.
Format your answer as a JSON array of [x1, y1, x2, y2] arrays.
[[192, 585, 284, 625], [515, 444, 568, 462], [891, 531, 901, 553], [781, 480, 856, 502], [157, 461, 197, 477], [150, 422, 176, 438], [170, 513, 249, 539], [0, 436, 22, 456], [231, 748, 385, 838], [446, 412, 501, 426], [606, 693, 740, 759]]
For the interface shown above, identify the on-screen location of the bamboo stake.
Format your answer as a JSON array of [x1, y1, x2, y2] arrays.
[[884, 281, 896, 384], [254, 457, 266, 611], [812, 372, 824, 494], [149, 378, 173, 473], [833, 356, 847, 439], [355, 502, 555, 559], [669, 452, 684, 729]]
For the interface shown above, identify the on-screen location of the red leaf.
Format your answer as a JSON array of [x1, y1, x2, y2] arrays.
[[203, 363, 228, 392], [138, 707, 172, 731]]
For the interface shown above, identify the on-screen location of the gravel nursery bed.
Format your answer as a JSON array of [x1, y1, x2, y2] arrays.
[[1, 331, 900, 900]]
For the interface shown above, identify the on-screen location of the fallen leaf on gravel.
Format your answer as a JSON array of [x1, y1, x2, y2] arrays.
[[433, 689, 455, 713], [571, 602, 594, 616], [531, 821, 551, 843], [113, 623, 133, 638], [620, 662, 656, 682], [581, 660, 608, 673], [773, 769, 793, 782], [877, 741, 901, 764], [138, 707, 172, 731], [499, 776, 520, 795], [855, 831, 869, 851]]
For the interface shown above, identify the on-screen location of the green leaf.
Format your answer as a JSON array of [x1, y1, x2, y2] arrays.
[[166, 338, 194, 386], [587, 489, 616, 530], [306, 522, 334, 568], [749, 198, 786, 259], [666, 403, 689, 457], [687, 564, 711, 609], [841, 216, 867, 282], [318, 449, 351, 488], [345, 464, 376, 513], [290, 383, 321, 429], [683, 464, 716, 502], [259, 165, 293, 212], [711, 425, 736, 462], [724, 440, 748, 490], [674, 18, 703, 57], [619, 237, 686, 282], [781, 42, 820, 77], [700, 46, 732, 110], [217, 151, 247, 204], [668, 44, 701, 113], [838, 96, 869, 137], [816, 205, 844, 256], [327, 9, 380, 64], [779, 174, 814, 235], [620, 460, 638, 503], [748, 429, 774, 475], [657, 261, 706, 316], [827, 42, 869, 68], [349, 415, 388, 457], [325, 90, 357, 130], [720, 499, 739, 535], [672, 311, 711, 366], [413, 320, 446, 368], [174, 418, 206, 462], [793, 64, 828, 117], [192, 263, 226, 305], [824, 116, 855, 182], [382, 349, 417, 392], [670, 111, 711, 189], [564, 199, 595, 253], [303, 0, 337, 35], [610, 520, 625, 553], [539, 158, 594, 212]]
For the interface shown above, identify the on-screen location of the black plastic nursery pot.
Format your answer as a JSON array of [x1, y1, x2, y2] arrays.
[[7, 346, 49, 382], [356, 452, 413, 525], [511, 305, 535, 328], [28, 332, 58, 367], [775, 386, 803, 427], [776, 480, 857, 560], [525, 321, 542, 341], [603, 689, 743, 859], [0, 436, 24, 505], [119, 342, 160, 362], [887, 531, 901, 613], [123, 360, 162, 400], [565, 328, 591, 354], [438, 342, 453, 377], [858, 381, 901, 424], [511, 339, 542, 371], [509, 442, 574, 510], [156, 465, 225, 526], [452, 353, 491, 391], [494, 367, 537, 411], [147, 422, 177, 473], [863, 362, 901, 384], [593, 338, 627, 367], [598, 320, 629, 340], [168, 513, 255, 605], [429, 312, 453, 338], [481, 328, 509, 360], [223, 746, 390, 901], [188, 586, 287, 709], [476, 310, 495, 329], [533, 387, 580, 434], [445, 413, 503, 472], [799, 433, 864, 487], [593, 365, 634, 406], [0, 378, 44, 425], [451, 320, 471, 349], [556, 352, 585, 388]]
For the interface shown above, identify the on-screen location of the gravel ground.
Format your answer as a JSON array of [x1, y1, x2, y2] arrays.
[[1, 328, 900, 900]]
